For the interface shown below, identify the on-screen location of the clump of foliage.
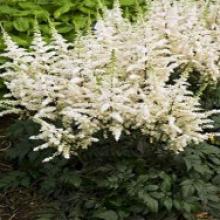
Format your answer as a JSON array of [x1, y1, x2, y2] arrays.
[[0, 0, 220, 220], [0, 117, 220, 220], [0, 0, 147, 49]]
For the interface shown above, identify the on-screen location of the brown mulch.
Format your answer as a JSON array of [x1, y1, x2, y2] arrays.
[[0, 188, 45, 220], [0, 117, 44, 220]]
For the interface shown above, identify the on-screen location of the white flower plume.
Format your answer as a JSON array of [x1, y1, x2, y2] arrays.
[[1, 0, 220, 160]]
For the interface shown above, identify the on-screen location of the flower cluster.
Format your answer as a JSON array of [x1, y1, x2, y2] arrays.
[[1, 0, 220, 161]]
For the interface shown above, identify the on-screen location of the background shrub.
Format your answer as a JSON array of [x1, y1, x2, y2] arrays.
[[0, 0, 147, 49]]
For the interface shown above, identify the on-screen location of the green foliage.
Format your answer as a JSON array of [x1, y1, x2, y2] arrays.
[[0, 0, 147, 48], [1, 116, 220, 219]]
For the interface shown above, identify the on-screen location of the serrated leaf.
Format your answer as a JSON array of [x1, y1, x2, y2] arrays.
[[0, 5, 19, 14], [145, 185, 159, 191], [184, 158, 192, 171], [193, 164, 210, 174], [72, 15, 87, 30], [147, 196, 158, 212], [160, 174, 172, 191], [120, 0, 135, 6], [139, 192, 158, 213], [164, 198, 172, 211], [78, 6, 95, 15], [94, 210, 118, 220], [11, 35, 29, 46], [13, 18, 30, 32], [18, 2, 42, 9], [57, 25, 73, 33], [150, 192, 164, 199], [60, 173, 81, 187], [183, 202, 192, 213], [54, 4, 72, 18], [212, 174, 220, 185], [210, 156, 220, 165], [83, 0, 97, 8], [182, 184, 195, 198], [17, 2, 48, 18], [173, 200, 181, 210]]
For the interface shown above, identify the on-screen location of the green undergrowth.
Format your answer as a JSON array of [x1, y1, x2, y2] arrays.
[[0, 118, 220, 220]]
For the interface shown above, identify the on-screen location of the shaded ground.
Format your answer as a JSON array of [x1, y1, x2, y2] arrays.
[[0, 117, 45, 220], [0, 188, 44, 220]]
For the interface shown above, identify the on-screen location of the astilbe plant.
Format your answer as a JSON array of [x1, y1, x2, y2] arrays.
[[1, 0, 220, 161]]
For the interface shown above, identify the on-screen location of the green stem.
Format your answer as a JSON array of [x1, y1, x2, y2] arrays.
[[196, 79, 209, 97]]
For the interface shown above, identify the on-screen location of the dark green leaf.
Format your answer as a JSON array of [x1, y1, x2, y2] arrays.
[[94, 210, 118, 220], [164, 198, 172, 211], [140, 193, 158, 213], [182, 185, 195, 198]]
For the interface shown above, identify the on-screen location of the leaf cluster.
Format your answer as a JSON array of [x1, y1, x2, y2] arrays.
[[1, 115, 220, 219], [0, 0, 146, 48]]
